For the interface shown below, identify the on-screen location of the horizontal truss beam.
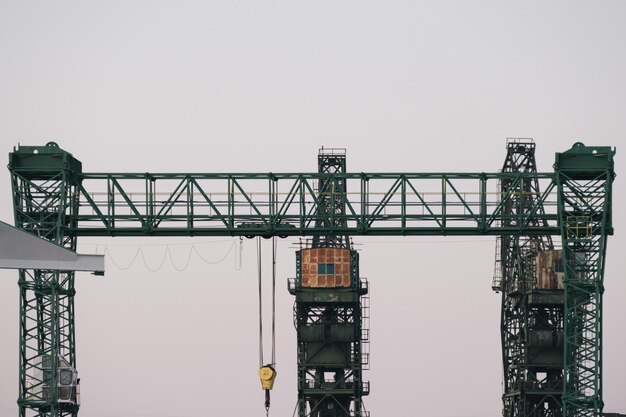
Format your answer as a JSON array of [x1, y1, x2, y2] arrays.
[[27, 171, 576, 237]]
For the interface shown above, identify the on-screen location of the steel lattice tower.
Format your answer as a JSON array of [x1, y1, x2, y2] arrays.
[[289, 148, 370, 417], [494, 139, 563, 416], [9, 142, 82, 417], [312, 149, 350, 249], [555, 143, 614, 416]]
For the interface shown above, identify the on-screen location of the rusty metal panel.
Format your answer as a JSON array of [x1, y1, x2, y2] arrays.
[[301, 248, 351, 288], [536, 250, 564, 290]]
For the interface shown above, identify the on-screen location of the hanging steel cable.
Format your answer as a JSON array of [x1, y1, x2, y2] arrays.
[[258, 237, 277, 416], [271, 236, 277, 366], [258, 237, 264, 368]]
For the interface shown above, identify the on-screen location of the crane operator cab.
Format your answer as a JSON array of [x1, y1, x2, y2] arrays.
[[26, 355, 80, 408]]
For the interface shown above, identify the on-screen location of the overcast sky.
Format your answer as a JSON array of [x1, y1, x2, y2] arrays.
[[1, 1, 625, 416]]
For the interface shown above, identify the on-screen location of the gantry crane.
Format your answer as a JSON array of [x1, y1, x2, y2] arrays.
[[7, 141, 615, 417]]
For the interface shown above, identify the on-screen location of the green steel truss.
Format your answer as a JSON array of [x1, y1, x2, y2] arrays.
[[312, 148, 350, 248], [495, 139, 562, 417], [7, 142, 615, 417], [290, 149, 369, 417], [290, 252, 369, 417], [10, 143, 81, 417], [44, 172, 560, 238], [555, 143, 615, 416]]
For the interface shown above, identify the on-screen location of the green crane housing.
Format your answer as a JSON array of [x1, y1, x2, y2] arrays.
[[7, 141, 615, 417], [288, 149, 370, 416]]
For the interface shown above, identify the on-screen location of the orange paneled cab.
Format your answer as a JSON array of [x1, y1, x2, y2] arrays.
[[300, 248, 351, 288]]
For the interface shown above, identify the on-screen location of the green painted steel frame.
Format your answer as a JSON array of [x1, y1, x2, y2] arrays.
[[555, 143, 615, 417], [68, 171, 562, 237], [498, 139, 562, 417], [10, 150, 80, 417], [7, 142, 615, 417], [291, 151, 368, 417]]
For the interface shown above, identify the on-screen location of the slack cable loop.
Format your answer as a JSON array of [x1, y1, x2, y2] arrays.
[[191, 242, 236, 265], [104, 242, 236, 271]]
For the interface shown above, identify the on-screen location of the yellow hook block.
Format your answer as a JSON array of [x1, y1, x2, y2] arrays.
[[258, 365, 277, 390]]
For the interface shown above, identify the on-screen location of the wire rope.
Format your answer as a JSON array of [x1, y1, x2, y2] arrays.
[[235, 237, 243, 271], [257, 237, 278, 416], [103, 241, 236, 271], [258, 237, 278, 367], [271, 236, 277, 366], [257, 237, 264, 368]]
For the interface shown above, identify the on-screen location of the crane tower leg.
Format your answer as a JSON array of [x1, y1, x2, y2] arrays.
[[495, 140, 615, 417], [288, 149, 370, 417], [495, 139, 563, 417], [555, 143, 614, 417], [9, 143, 83, 417]]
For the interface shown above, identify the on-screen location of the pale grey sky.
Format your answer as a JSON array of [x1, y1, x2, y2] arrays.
[[1, 1, 625, 416]]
